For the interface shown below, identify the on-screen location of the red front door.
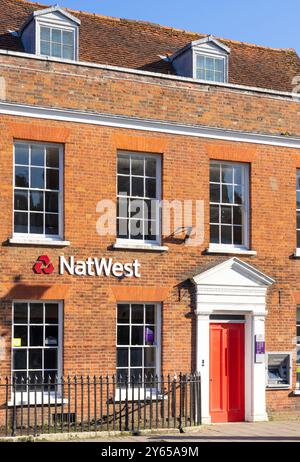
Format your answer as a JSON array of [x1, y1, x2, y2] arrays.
[[209, 323, 245, 423]]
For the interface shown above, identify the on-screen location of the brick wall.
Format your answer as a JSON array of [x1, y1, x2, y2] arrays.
[[0, 53, 300, 418]]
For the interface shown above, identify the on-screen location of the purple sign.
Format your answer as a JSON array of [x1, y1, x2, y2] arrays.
[[145, 327, 154, 345], [255, 335, 265, 363]]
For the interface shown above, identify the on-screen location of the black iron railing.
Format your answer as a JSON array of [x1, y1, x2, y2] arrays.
[[0, 373, 201, 437]]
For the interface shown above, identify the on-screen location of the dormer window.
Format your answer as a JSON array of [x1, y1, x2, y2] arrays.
[[170, 35, 230, 83], [195, 54, 226, 82], [20, 5, 80, 61], [40, 26, 75, 60]]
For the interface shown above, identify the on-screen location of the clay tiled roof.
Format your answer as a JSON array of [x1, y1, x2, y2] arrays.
[[1, 0, 300, 92]]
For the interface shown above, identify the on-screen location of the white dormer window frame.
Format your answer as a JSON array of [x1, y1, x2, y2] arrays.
[[20, 6, 80, 62], [170, 36, 230, 83], [193, 51, 228, 83], [36, 20, 79, 61]]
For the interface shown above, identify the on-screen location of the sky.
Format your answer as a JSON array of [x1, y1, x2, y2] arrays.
[[39, 0, 300, 54]]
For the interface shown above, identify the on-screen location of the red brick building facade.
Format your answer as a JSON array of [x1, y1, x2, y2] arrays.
[[0, 0, 300, 424]]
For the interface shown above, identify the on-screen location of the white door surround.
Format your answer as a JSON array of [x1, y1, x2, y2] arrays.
[[192, 257, 275, 424]]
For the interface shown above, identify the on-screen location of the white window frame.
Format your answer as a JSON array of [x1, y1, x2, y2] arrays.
[[209, 161, 250, 252], [11, 301, 63, 405], [36, 20, 79, 61], [116, 302, 161, 400], [13, 141, 64, 243], [193, 49, 228, 83], [116, 151, 162, 247]]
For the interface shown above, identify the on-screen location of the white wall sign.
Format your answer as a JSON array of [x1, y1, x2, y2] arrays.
[[59, 256, 141, 278]]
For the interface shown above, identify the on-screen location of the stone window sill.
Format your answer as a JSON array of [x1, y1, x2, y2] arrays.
[[113, 242, 168, 252], [206, 245, 257, 256], [293, 249, 300, 258], [7, 397, 68, 407], [8, 237, 70, 247]]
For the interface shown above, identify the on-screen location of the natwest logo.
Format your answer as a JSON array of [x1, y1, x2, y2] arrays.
[[33, 255, 141, 278], [59, 256, 141, 278], [33, 255, 55, 275]]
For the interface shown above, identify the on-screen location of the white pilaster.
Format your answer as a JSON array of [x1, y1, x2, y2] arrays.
[[196, 310, 211, 424]]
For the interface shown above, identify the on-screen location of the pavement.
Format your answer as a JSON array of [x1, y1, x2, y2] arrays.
[[77, 421, 300, 442]]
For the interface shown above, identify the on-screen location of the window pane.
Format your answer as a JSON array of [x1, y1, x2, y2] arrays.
[[233, 226, 243, 245], [44, 349, 58, 369], [131, 326, 143, 345], [29, 349, 42, 369], [46, 169, 59, 190], [117, 219, 129, 238], [117, 326, 129, 345], [14, 190, 28, 211], [144, 348, 156, 367], [30, 213, 43, 234], [117, 348, 128, 368], [129, 219, 143, 240], [51, 42, 61, 58], [14, 326, 27, 347], [30, 303, 43, 324], [130, 348, 142, 367], [13, 350, 27, 370], [210, 224, 219, 243], [41, 41, 50, 56], [233, 206, 243, 225], [45, 326, 58, 346], [117, 156, 130, 174], [131, 158, 144, 176], [215, 58, 224, 72], [63, 30, 73, 46], [234, 166, 242, 184], [129, 199, 143, 219], [145, 178, 156, 198], [41, 27, 50, 41], [30, 191, 43, 211], [222, 165, 233, 184], [63, 45, 74, 60], [297, 191, 300, 209], [221, 205, 232, 224], [132, 177, 144, 197], [30, 326, 43, 346], [145, 158, 156, 177], [131, 369, 143, 382], [210, 163, 220, 183], [146, 305, 155, 324], [117, 304, 130, 324], [46, 147, 60, 168], [15, 166, 29, 187], [131, 304, 144, 323], [45, 214, 59, 235], [118, 176, 130, 196], [30, 167, 44, 189], [52, 28, 62, 43], [14, 212, 28, 233], [145, 220, 157, 241], [210, 205, 219, 223], [15, 144, 29, 165], [45, 192, 59, 213], [45, 304, 59, 324], [14, 303, 28, 324], [234, 185, 243, 204], [31, 146, 44, 166], [221, 226, 232, 244], [210, 183, 220, 202], [222, 184, 233, 203]]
